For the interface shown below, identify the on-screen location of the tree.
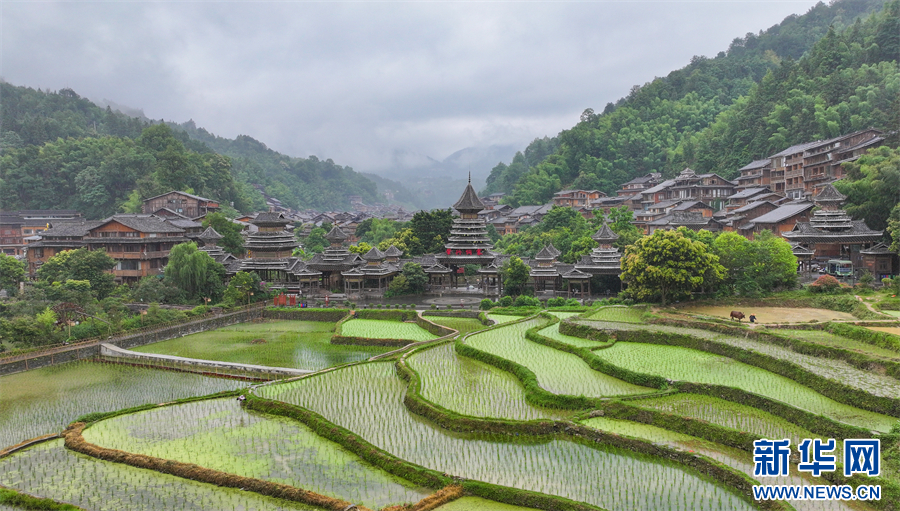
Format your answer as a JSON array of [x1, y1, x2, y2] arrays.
[[620, 229, 724, 305], [500, 256, 530, 296], [223, 271, 261, 305], [202, 212, 246, 256], [402, 263, 428, 294], [0, 253, 25, 295], [163, 242, 225, 303], [303, 227, 329, 255], [407, 209, 453, 255], [835, 146, 900, 245], [37, 248, 117, 299]]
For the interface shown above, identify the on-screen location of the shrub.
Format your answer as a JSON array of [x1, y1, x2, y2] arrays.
[[808, 274, 842, 294], [547, 297, 566, 307], [479, 298, 496, 310], [513, 295, 540, 307], [499, 295, 513, 307]]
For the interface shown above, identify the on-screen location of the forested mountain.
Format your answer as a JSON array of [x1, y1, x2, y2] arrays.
[[0, 84, 388, 217], [486, 0, 897, 206]]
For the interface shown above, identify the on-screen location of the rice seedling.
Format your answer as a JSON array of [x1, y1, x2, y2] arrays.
[[630, 394, 816, 446], [260, 362, 754, 511], [406, 343, 571, 421], [590, 340, 898, 432], [340, 319, 438, 342], [585, 320, 900, 399], [465, 319, 651, 397], [82, 398, 428, 509], [544, 311, 582, 319], [484, 314, 521, 324], [781, 329, 900, 360], [0, 360, 241, 451], [424, 317, 487, 338], [433, 496, 542, 510], [535, 323, 609, 349], [584, 307, 645, 323], [133, 320, 392, 370], [0, 439, 323, 510]]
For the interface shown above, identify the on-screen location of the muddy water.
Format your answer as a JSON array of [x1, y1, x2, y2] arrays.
[[677, 306, 856, 324], [866, 326, 900, 336]]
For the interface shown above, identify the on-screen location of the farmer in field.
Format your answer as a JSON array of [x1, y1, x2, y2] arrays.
[[749, 313, 757, 323]]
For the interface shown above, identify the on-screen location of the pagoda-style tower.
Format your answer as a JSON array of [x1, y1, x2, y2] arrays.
[[196, 226, 234, 264], [308, 226, 362, 290], [244, 212, 298, 259], [575, 224, 623, 276], [530, 244, 561, 292], [784, 184, 883, 262], [438, 175, 495, 271]]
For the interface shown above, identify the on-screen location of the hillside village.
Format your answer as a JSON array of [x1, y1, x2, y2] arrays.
[[1, 126, 896, 302]]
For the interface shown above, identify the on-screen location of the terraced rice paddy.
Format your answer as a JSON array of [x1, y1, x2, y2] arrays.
[[434, 497, 542, 510], [133, 320, 391, 370], [465, 319, 652, 397], [867, 325, 900, 336], [259, 361, 753, 511], [545, 311, 583, 319], [536, 322, 609, 349], [589, 340, 898, 431], [424, 317, 488, 337], [0, 439, 323, 511], [629, 394, 817, 445], [0, 360, 240, 451], [584, 306, 646, 323], [406, 342, 570, 421], [82, 398, 428, 509], [675, 305, 856, 323], [340, 319, 438, 341], [485, 314, 522, 324], [585, 320, 900, 398], [777, 328, 900, 360]]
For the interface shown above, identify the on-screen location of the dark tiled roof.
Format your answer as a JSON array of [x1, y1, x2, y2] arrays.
[[812, 184, 846, 203], [362, 247, 385, 260], [143, 190, 216, 203], [452, 181, 486, 213], [97, 215, 185, 233], [748, 202, 814, 225], [738, 159, 771, 171], [383, 245, 403, 257], [592, 223, 619, 242], [198, 226, 223, 240], [325, 226, 349, 241], [728, 187, 770, 200]]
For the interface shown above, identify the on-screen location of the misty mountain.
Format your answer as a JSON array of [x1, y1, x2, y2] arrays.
[[367, 144, 518, 208]]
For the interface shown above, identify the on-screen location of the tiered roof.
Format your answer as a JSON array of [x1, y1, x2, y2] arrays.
[[576, 224, 622, 275], [439, 176, 495, 266]]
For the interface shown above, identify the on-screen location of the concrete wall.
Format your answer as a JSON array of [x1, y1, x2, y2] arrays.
[[99, 343, 310, 380]]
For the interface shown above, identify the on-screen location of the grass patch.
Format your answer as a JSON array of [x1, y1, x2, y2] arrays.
[[133, 320, 391, 370], [584, 307, 646, 323], [340, 319, 438, 342]]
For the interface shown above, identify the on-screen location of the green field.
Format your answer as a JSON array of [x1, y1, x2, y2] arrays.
[[0, 439, 323, 511], [425, 316, 488, 337], [465, 319, 652, 398], [259, 362, 753, 511], [591, 341, 898, 432], [340, 319, 438, 341], [535, 322, 609, 349], [83, 398, 428, 509], [134, 320, 391, 369], [584, 306, 646, 323], [485, 314, 522, 324], [407, 342, 570, 421], [0, 360, 240, 451], [583, 320, 900, 398], [629, 393, 818, 446], [777, 328, 900, 360], [434, 497, 542, 510]]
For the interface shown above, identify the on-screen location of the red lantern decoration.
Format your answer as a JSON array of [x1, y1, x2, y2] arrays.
[[476, 249, 482, 255], [466, 250, 472, 255], [446, 249, 452, 255], [456, 250, 462, 255]]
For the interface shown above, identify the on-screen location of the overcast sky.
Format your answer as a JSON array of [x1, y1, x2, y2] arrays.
[[2, 1, 821, 173]]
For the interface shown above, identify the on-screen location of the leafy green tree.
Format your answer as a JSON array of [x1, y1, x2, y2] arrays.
[[223, 271, 261, 306], [835, 146, 900, 236], [621, 229, 724, 305], [37, 248, 117, 299], [377, 228, 419, 255], [402, 263, 428, 294], [407, 209, 453, 255], [163, 242, 225, 303], [348, 242, 373, 254], [387, 275, 410, 296], [501, 256, 530, 296], [303, 227, 329, 255], [202, 212, 246, 256], [605, 206, 643, 249], [132, 275, 180, 304], [0, 253, 25, 295]]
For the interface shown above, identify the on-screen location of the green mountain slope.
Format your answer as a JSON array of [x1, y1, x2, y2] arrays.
[[487, 0, 896, 206], [0, 84, 395, 217]]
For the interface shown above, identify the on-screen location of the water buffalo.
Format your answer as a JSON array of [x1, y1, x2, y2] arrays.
[[730, 311, 745, 322]]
